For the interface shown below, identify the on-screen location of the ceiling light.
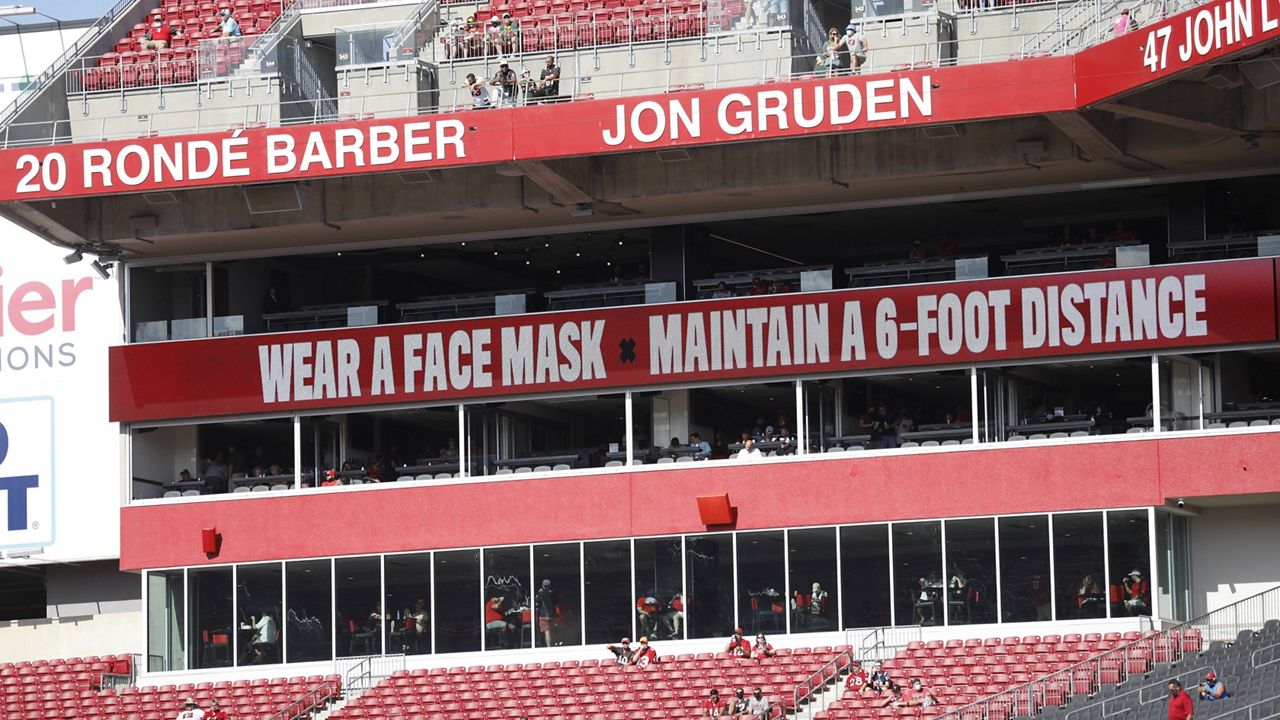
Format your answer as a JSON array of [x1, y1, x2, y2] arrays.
[[91, 260, 113, 280], [63, 249, 83, 264]]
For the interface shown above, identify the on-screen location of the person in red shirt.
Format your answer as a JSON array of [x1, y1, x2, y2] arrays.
[[751, 633, 775, 659], [724, 628, 751, 657], [632, 636, 658, 667], [206, 699, 229, 720], [636, 596, 660, 637], [1167, 680, 1195, 720], [844, 661, 869, 693], [140, 17, 179, 50], [703, 689, 726, 716]]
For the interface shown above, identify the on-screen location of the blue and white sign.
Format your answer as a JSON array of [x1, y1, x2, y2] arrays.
[[0, 397, 55, 551]]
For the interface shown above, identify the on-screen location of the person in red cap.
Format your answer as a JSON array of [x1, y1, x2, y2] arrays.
[[321, 469, 340, 487], [1167, 680, 1194, 720], [1198, 671, 1227, 701], [724, 628, 751, 657], [845, 660, 869, 693], [632, 636, 658, 667], [607, 637, 634, 665]]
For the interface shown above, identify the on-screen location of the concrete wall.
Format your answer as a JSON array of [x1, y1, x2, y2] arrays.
[[1188, 502, 1280, 617], [67, 76, 283, 142], [48, 562, 142, 619], [337, 62, 431, 116], [299, 1, 423, 38], [133, 425, 200, 499], [0, 610, 140, 664]]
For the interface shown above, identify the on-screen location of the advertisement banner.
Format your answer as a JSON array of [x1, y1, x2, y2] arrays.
[[0, 220, 123, 561], [109, 259, 1278, 423], [0, 59, 1075, 202]]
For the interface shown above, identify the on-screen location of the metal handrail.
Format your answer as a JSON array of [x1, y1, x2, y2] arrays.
[[790, 648, 854, 720], [932, 583, 1280, 720], [264, 681, 338, 720]]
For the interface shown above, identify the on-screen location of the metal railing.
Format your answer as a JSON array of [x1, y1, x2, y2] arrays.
[[0, 0, 139, 127], [65, 35, 283, 95], [338, 653, 406, 696], [264, 681, 340, 720], [790, 647, 855, 720], [291, 41, 339, 118], [933, 584, 1280, 720], [851, 624, 924, 662]]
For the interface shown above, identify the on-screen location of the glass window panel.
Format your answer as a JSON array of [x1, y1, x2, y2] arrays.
[[484, 546, 532, 650], [237, 563, 282, 666], [1157, 512, 1191, 621], [997, 515, 1051, 624], [188, 567, 233, 670], [944, 519, 996, 626], [465, 394, 625, 477], [336, 556, 382, 657], [129, 264, 207, 342], [788, 528, 837, 633], [534, 543, 582, 648], [893, 521, 942, 627], [736, 531, 785, 636], [686, 534, 734, 639], [584, 540, 632, 645], [840, 525, 891, 629], [434, 549, 481, 653], [147, 570, 185, 672], [286, 560, 332, 663], [634, 537, 684, 640], [1053, 512, 1106, 620], [1109, 510, 1152, 617], [385, 553, 432, 655]]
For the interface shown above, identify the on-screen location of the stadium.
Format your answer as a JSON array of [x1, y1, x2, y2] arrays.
[[1, 0, 1280, 717]]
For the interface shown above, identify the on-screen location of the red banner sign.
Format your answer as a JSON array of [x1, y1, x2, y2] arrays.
[[109, 260, 1279, 423], [1075, 0, 1280, 105], [0, 60, 1074, 202]]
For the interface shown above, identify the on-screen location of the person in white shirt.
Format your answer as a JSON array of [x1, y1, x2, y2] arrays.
[[747, 687, 771, 719], [244, 612, 278, 664], [845, 22, 870, 73], [736, 437, 763, 460], [176, 698, 205, 720]]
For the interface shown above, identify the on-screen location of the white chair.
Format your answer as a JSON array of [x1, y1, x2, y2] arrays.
[[435, 472, 452, 480], [163, 490, 181, 499], [1208, 422, 1227, 429], [349, 478, 364, 485], [1070, 431, 1089, 437], [847, 445, 866, 451], [1029, 434, 1048, 440], [1126, 427, 1145, 434], [631, 459, 644, 465], [270, 484, 289, 491], [415, 474, 433, 481], [921, 440, 940, 447], [232, 486, 251, 494], [656, 457, 675, 464], [1250, 419, 1269, 427], [960, 438, 974, 444], [181, 489, 200, 496], [1049, 432, 1068, 439], [514, 467, 533, 473], [825, 446, 845, 453], [605, 460, 623, 467], [1272, 418, 1280, 426], [496, 468, 514, 475], [941, 440, 960, 446], [552, 463, 572, 471], [1229, 421, 1248, 428], [251, 485, 269, 492], [900, 441, 920, 448], [1007, 435, 1027, 442], [533, 465, 552, 473], [675, 456, 693, 463], [397, 475, 415, 482]]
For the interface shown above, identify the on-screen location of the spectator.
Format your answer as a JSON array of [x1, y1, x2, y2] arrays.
[[1112, 219, 1136, 243], [465, 73, 491, 109], [725, 628, 752, 657], [217, 8, 242, 38], [607, 637, 634, 665], [752, 633, 776, 659], [245, 610, 278, 664], [730, 688, 751, 715], [748, 276, 768, 295], [845, 23, 869, 74], [704, 689, 726, 716], [177, 469, 193, 483], [1112, 8, 1137, 35], [869, 662, 891, 692], [176, 698, 205, 720], [535, 579, 559, 647], [897, 679, 939, 708], [663, 594, 685, 638], [485, 596, 516, 646], [140, 17, 179, 50], [490, 61, 518, 107], [268, 463, 285, 477], [321, 469, 341, 487], [845, 661, 869, 692], [1077, 574, 1105, 616], [670, 437, 683, 449], [877, 683, 903, 708], [1121, 569, 1149, 615], [775, 426, 795, 456], [711, 281, 734, 299], [1167, 680, 1195, 720], [408, 598, 428, 651], [869, 402, 899, 449], [908, 239, 927, 259], [736, 437, 763, 461], [440, 437, 459, 459], [637, 595, 660, 636], [632, 636, 659, 666], [205, 699, 228, 720], [532, 55, 561, 101], [818, 28, 844, 76], [690, 432, 711, 459], [1199, 671, 1228, 701], [205, 451, 230, 493], [747, 687, 771, 719]]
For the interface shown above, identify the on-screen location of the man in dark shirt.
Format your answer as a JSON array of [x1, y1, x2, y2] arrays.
[[533, 55, 561, 101], [1167, 680, 1195, 720], [489, 62, 517, 106]]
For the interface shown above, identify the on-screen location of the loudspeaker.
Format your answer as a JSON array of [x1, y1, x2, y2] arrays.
[[696, 493, 736, 526], [202, 527, 220, 556], [1203, 65, 1243, 89], [1241, 57, 1280, 89]]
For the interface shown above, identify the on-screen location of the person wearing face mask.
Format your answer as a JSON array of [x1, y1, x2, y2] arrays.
[[896, 678, 938, 708], [747, 687, 771, 719], [730, 688, 751, 715], [725, 628, 751, 657], [1167, 680, 1195, 720]]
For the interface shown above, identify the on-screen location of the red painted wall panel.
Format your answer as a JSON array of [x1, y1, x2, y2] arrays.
[[120, 432, 1280, 571]]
